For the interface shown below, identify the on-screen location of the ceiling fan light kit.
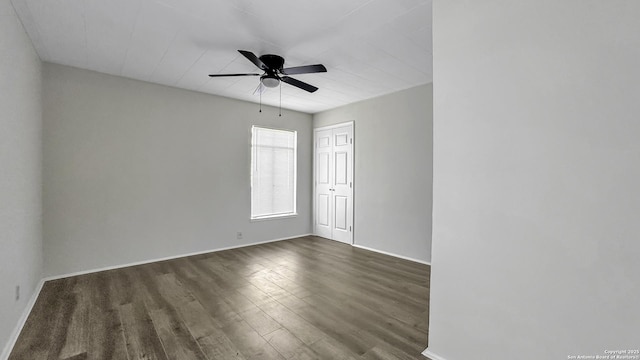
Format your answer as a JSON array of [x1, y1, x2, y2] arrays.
[[261, 75, 280, 88]]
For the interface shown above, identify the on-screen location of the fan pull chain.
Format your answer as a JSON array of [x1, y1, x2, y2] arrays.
[[259, 86, 262, 113], [279, 83, 282, 117]]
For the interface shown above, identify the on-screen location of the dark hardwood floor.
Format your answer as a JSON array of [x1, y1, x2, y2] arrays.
[[9, 236, 430, 360]]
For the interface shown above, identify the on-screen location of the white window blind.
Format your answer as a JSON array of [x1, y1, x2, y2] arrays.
[[251, 126, 297, 219]]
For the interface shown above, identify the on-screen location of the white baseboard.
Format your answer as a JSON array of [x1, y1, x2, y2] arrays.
[[1, 279, 45, 360], [422, 348, 447, 360], [352, 244, 431, 266], [44, 234, 313, 281]]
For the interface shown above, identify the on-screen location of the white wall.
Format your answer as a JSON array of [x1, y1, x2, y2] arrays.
[[0, 0, 42, 355], [428, 1, 640, 359], [43, 63, 312, 277], [313, 84, 433, 263]]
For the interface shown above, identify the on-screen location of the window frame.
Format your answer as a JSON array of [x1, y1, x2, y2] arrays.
[[250, 125, 298, 221]]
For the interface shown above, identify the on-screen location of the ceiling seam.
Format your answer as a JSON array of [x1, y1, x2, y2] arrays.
[[147, 28, 182, 82], [118, 0, 143, 76], [18, 0, 52, 61], [174, 49, 208, 86], [82, 0, 88, 67], [197, 53, 243, 93]]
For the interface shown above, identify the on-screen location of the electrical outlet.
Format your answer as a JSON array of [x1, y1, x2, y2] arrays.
[[236, 232, 243, 240], [15, 286, 20, 301]]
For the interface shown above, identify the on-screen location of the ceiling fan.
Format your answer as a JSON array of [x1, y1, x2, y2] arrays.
[[209, 50, 327, 93]]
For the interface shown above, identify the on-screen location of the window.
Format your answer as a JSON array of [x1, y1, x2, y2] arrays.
[[251, 126, 297, 219]]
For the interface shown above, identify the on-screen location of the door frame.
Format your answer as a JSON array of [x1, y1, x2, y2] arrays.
[[312, 121, 355, 244]]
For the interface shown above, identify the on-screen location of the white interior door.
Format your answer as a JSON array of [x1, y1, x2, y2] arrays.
[[315, 129, 333, 239], [314, 123, 353, 244]]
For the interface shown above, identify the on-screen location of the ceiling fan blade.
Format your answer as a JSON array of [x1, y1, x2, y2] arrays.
[[238, 50, 267, 70], [208, 73, 260, 77], [281, 64, 327, 75], [281, 76, 319, 93]]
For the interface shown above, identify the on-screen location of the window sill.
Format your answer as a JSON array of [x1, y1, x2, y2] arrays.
[[250, 213, 298, 222]]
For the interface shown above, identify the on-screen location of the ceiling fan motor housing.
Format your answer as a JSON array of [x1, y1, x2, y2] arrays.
[[259, 54, 284, 87], [259, 54, 285, 71]]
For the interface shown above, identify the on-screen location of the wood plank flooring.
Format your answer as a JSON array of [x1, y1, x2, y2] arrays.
[[9, 236, 430, 360]]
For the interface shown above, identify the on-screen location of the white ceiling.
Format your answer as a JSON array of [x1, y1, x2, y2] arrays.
[[11, 0, 432, 114]]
